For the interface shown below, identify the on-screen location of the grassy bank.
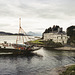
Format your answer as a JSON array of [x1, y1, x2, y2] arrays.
[[29, 39, 63, 48], [60, 65, 75, 75], [29, 39, 43, 44], [28, 39, 44, 46]]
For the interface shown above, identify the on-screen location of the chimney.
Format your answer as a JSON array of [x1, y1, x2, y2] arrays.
[[58, 27, 63, 33]]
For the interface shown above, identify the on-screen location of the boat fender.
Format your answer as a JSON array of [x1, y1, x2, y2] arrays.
[[19, 48, 20, 50]]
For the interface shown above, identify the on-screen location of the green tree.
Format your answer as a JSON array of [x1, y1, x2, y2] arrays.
[[67, 26, 75, 45]]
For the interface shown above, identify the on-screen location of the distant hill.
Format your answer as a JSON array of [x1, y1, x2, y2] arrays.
[[0, 31, 24, 36], [0, 31, 13, 35], [0, 31, 42, 36], [27, 31, 42, 36]]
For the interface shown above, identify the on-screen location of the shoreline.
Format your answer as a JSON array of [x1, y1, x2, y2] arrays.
[[54, 46, 75, 51], [50, 64, 75, 75]]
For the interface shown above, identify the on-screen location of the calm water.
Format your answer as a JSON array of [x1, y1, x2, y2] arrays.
[[0, 36, 75, 75]]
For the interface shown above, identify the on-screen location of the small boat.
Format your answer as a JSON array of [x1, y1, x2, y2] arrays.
[[12, 43, 40, 51], [0, 43, 40, 53], [0, 18, 41, 53]]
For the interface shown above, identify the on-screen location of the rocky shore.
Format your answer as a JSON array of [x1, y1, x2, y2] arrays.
[[50, 64, 75, 75]]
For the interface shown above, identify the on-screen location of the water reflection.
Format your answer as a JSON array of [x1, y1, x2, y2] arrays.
[[0, 52, 43, 61], [0, 48, 75, 75]]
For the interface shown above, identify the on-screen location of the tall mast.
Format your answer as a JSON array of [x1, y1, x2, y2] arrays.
[[19, 18, 21, 28], [16, 18, 30, 44]]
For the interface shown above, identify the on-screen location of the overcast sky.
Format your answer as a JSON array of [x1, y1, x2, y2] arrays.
[[0, 0, 75, 34]]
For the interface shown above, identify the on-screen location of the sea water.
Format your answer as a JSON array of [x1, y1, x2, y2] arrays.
[[0, 36, 75, 75]]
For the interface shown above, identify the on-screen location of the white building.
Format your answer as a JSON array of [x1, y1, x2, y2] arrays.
[[43, 32, 69, 44]]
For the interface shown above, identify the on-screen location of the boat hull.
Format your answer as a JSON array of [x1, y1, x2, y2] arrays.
[[0, 46, 41, 53], [0, 48, 34, 53]]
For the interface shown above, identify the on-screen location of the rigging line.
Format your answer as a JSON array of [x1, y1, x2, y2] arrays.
[[21, 27, 32, 41], [20, 27, 30, 45], [22, 36, 24, 44], [16, 28, 21, 44]]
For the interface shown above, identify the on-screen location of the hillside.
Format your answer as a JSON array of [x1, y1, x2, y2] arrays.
[[0, 31, 41, 36], [0, 31, 24, 36], [27, 31, 42, 36]]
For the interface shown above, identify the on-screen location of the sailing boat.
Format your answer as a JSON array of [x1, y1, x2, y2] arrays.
[[0, 18, 40, 53], [12, 18, 40, 52]]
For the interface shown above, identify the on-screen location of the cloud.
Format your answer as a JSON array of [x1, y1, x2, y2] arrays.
[[0, 24, 10, 27], [0, 0, 75, 19], [0, 0, 75, 33], [36, 28, 45, 30]]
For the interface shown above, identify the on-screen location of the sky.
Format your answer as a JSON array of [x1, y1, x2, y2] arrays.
[[0, 0, 75, 34]]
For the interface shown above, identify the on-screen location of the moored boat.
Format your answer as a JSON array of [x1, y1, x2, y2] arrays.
[[0, 18, 41, 53]]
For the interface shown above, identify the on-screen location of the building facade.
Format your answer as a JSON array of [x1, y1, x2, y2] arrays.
[[43, 33, 68, 44]]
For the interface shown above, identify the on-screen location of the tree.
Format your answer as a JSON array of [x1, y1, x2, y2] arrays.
[[43, 25, 60, 33], [67, 26, 75, 45], [67, 26, 75, 37]]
